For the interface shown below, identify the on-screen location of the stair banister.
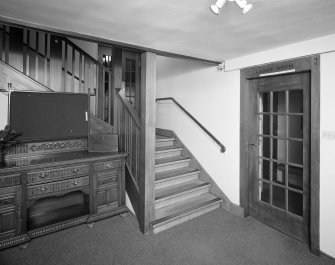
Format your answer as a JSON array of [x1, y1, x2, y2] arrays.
[[156, 97, 226, 153]]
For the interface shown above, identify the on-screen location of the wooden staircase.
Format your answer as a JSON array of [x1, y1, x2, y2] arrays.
[[152, 134, 222, 233]]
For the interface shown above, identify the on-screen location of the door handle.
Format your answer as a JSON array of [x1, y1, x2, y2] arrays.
[[249, 143, 258, 147]]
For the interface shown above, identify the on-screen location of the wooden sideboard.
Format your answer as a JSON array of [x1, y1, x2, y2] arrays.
[[0, 138, 127, 250]]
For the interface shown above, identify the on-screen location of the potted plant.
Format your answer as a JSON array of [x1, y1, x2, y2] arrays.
[[0, 125, 21, 165]]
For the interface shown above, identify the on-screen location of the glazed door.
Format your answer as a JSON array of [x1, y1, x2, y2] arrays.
[[122, 50, 140, 112], [248, 72, 310, 243]]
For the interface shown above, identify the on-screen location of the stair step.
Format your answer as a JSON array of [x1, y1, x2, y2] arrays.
[[155, 156, 191, 173], [155, 136, 175, 148], [155, 179, 210, 209], [155, 145, 183, 159], [155, 167, 200, 189], [152, 193, 222, 233]]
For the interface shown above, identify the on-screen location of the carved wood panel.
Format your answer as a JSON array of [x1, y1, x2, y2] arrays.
[[0, 186, 21, 240], [0, 174, 20, 188], [5, 139, 88, 158]]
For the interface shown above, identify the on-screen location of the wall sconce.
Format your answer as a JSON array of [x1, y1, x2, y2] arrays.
[[210, 0, 252, 15]]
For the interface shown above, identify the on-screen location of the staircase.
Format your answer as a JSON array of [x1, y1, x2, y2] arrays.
[[152, 134, 222, 233]]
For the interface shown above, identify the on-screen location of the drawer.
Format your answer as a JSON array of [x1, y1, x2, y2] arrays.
[[0, 174, 20, 188], [27, 176, 89, 197], [93, 160, 121, 172], [96, 169, 119, 188], [27, 164, 89, 184]]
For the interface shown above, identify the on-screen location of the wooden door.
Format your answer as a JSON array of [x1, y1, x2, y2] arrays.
[[248, 72, 310, 243]]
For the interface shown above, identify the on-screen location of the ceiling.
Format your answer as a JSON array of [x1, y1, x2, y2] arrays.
[[1, 0, 335, 62]]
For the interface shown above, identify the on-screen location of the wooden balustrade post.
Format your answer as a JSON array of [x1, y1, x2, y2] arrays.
[[139, 52, 156, 233], [50, 35, 63, 92], [113, 47, 122, 133]]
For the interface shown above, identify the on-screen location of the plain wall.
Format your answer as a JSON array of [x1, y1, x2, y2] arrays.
[[68, 38, 98, 61], [156, 35, 335, 258], [0, 93, 8, 129], [320, 52, 335, 258], [156, 56, 240, 204]]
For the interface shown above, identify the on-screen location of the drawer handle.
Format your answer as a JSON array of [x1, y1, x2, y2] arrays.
[[72, 169, 80, 174], [73, 180, 81, 185], [105, 163, 112, 168], [40, 172, 49, 178], [41, 186, 48, 191]]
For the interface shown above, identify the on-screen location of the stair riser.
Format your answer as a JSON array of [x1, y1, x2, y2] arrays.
[[155, 186, 210, 210], [153, 202, 221, 233], [155, 173, 200, 190], [155, 149, 182, 160], [155, 160, 190, 173], [155, 140, 175, 148]]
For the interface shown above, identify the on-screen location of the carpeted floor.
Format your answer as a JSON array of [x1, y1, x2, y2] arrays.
[[0, 208, 334, 265]]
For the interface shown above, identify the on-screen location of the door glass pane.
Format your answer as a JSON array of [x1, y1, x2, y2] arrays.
[[258, 181, 270, 204], [273, 139, 286, 161], [259, 137, 270, 158], [289, 90, 303, 113], [289, 115, 303, 139], [288, 165, 303, 191], [288, 140, 303, 165], [259, 92, 270, 112], [273, 115, 286, 137], [259, 159, 270, 180], [272, 185, 285, 210], [288, 191, 303, 216], [273, 162, 285, 185], [273, 91, 286, 113], [259, 115, 270, 135]]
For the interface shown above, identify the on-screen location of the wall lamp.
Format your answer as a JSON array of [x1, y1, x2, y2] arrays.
[[211, 0, 253, 15]]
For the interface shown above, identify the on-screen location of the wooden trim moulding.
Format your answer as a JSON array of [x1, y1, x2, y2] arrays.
[[0, 16, 219, 65]]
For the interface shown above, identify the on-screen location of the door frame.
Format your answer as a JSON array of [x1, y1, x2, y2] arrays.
[[240, 55, 320, 254]]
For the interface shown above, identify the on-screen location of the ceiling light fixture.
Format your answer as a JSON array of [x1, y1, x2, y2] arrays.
[[233, 0, 253, 15], [210, 0, 253, 15], [210, 0, 232, 15]]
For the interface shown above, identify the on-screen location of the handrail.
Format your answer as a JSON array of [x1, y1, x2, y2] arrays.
[[62, 37, 113, 75], [115, 89, 141, 128], [156, 97, 226, 153]]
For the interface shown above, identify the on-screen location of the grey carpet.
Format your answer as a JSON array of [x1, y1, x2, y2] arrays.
[[0, 208, 334, 265]]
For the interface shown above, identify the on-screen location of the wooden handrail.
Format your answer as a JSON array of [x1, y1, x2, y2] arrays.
[[62, 37, 113, 75], [156, 97, 226, 153], [115, 89, 141, 128]]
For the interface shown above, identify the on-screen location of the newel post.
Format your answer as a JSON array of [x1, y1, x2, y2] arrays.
[[139, 52, 156, 233]]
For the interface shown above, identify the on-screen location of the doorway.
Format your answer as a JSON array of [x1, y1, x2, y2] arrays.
[[249, 72, 310, 242], [240, 56, 320, 253]]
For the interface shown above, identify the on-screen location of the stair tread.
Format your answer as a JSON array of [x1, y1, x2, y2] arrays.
[[155, 167, 200, 182], [155, 179, 209, 200], [153, 193, 221, 222], [155, 135, 175, 142], [155, 145, 182, 153], [155, 156, 190, 166]]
